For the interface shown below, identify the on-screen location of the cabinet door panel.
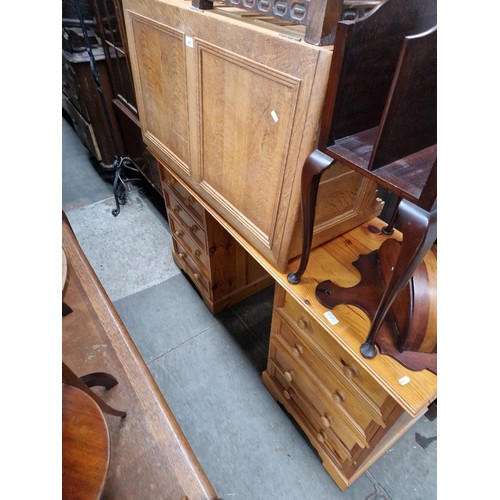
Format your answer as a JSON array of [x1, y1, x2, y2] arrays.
[[197, 42, 299, 245], [129, 14, 191, 174]]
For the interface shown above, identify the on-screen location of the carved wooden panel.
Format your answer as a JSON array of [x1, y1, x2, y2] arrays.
[[128, 13, 192, 175]]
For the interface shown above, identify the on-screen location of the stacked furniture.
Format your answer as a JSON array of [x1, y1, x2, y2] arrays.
[[117, 0, 437, 490], [288, 0, 437, 372]]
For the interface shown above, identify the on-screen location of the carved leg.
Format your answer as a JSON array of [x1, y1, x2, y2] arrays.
[[287, 150, 335, 284], [62, 362, 126, 418], [360, 200, 437, 358]]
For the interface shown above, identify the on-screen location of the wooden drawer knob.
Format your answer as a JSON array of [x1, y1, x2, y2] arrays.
[[167, 178, 175, 187], [173, 205, 181, 214], [194, 249, 202, 258], [316, 430, 327, 443], [332, 390, 345, 404], [284, 370, 294, 382], [178, 252, 186, 259], [283, 389, 292, 400], [342, 364, 358, 380], [175, 230, 184, 237], [190, 225, 199, 234], [193, 273, 201, 281], [185, 195, 195, 206], [297, 317, 310, 330], [291, 344, 303, 357], [320, 414, 333, 428]]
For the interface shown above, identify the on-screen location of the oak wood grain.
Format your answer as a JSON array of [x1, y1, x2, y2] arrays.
[[62, 215, 218, 500]]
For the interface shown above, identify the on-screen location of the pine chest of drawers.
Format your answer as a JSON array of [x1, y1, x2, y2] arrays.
[[160, 158, 273, 313]]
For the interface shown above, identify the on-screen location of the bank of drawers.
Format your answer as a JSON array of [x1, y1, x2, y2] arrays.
[[263, 285, 403, 484], [159, 160, 273, 313]]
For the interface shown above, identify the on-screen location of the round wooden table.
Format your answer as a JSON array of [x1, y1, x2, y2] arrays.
[[62, 384, 110, 500]]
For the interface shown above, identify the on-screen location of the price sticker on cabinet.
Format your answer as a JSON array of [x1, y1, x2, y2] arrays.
[[324, 311, 339, 325]]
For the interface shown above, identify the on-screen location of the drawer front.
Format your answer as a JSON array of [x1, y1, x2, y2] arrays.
[[273, 315, 375, 438], [172, 239, 211, 296], [160, 167, 205, 225], [267, 359, 352, 466], [281, 293, 388, 411], [270, 337, 367, 450], [166, 191, 208, 253], [168, 212, 210, 272]]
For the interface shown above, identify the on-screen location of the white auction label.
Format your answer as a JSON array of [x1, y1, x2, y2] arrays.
[[324, 311, 339, 325]]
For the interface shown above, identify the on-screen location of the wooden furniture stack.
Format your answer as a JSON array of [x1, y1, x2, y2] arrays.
[[91, 0, 164, 193], [117, 0, 437, 491], [62, 213, 218, 499], [261, 218, 436, 490], [62, 20, 124, 167], [288, 0, 437, 372], [122, 0, 383, 274]]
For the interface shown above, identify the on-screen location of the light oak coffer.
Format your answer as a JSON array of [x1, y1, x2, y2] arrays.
[[122, 0, 382, 271]]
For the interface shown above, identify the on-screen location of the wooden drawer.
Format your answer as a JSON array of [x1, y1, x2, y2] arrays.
[[169, 213, 210, 273], [281, 293, 388, 411], [161, 166, 205, 225], [272, 316, 375, 440], [172, 239, 211, 296], [269, 337, 367, 450], [267, 360, 352, 466], [166, 191, 208, 253]]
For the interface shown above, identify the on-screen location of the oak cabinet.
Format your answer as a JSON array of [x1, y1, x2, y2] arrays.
[[123, 0, 382, 271]]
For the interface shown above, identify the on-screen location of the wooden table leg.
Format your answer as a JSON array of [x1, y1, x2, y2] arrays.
[[287, 150, 334, 284]]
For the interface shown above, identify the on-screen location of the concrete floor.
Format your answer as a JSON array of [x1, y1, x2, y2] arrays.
[[62, 115, 437, 499]]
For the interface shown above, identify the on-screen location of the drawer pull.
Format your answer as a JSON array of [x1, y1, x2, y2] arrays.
[[194, 249, 202, 258], [193, 273, 201, 281], [291, 344, 303, 357], [185, 195, 195, 206], [332, 390, 345, 404], [283, 389, 292, 400], [167, 178, 175, 187], [342, 362, 358, 380], [190, 225, 199, 234], [178, 252, 186, 260], [175, 230, 184, 237], [316, 430, 327, 443], [320, 414, 333, 428], [297, 317, 310, 330], [284, 370, 294, 382], [173, 205, 181, 214]]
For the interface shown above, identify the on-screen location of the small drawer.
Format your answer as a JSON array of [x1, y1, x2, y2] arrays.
[[270, 338, 366, 450], [273, 315, 377, 436], [268, 359, 352, 465], [281, 293, 388, 410], [161, 168, 205, 225], [166, 193, 208, 253], [169, 213, 210, 271], [172, 239, 210, 296]]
